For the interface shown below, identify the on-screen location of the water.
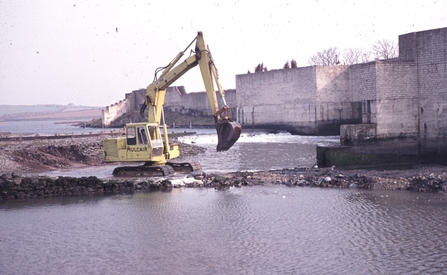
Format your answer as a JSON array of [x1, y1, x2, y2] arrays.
[[2, 121, 447, 274], [1, 187, 446, 274], [0, 119, 107, 136], [174, 128, 339, 172]]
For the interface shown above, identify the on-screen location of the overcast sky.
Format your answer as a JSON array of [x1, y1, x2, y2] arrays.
[[1, 0, 446, 107]]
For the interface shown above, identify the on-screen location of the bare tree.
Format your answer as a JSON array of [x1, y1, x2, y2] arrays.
[[308, 47, 340, 66], [361, 51, 372, 63], [341, 48, 374, 65], [371, 39, 398, 60], [283, 61, 290, 69], [342, 48, 362, 65]]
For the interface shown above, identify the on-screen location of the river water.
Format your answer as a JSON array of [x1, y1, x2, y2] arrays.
[[1, 187, 446, 274], [1, 122, 447, 274]]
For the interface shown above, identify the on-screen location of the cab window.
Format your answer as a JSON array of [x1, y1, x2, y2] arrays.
[[127, 127, 136, 145], [137, 126, 148, 144]]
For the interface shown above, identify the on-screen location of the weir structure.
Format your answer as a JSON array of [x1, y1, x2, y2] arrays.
[[236, 27, 447, 167], [103, 27, 447, 167]]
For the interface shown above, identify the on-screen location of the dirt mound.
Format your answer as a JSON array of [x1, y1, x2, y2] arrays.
[[0, 134, 205, 175], [6, 140, 104, 173]]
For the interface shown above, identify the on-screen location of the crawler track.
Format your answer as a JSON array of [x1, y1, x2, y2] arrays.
[[112, 162, 202, 177], [167, 161, 202, 173], [112, 165, 175, 177]]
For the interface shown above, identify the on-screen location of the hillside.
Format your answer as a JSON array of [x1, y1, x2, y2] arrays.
[[0, 104, 217, 129], [0, 104, 103, 121]]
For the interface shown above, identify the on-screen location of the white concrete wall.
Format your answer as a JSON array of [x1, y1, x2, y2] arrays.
[[236, 66, 319, 133], [236, 65, 363, 134], [374, 61, 419, 138], [102, 99, 130, 127]]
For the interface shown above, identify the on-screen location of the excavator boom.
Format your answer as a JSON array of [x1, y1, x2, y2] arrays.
[[142, 31, 241, 151]]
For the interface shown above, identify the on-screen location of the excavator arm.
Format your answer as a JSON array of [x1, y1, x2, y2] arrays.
[[141, 31, 241, 151]]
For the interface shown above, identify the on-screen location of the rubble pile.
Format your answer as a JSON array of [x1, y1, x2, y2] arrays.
[[2, 166, 447, 199]]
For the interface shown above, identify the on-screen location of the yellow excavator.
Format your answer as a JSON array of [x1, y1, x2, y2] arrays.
[[103, 32, 242, 176]]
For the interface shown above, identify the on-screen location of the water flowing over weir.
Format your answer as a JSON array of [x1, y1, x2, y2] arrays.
[[171, 128, 339, 172]]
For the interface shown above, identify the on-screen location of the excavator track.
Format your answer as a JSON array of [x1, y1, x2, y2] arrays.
[[112, 165, 175, 177], [166, 161, 202, 173]]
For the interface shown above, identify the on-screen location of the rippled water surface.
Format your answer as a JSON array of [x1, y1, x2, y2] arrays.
[[2, 124, 447, 274], [1, 187, 447, 275]]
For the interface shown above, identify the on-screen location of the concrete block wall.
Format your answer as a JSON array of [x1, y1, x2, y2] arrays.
[[315, 66, 362, 133], [415, 29, 447, 128], [236, 67, 319, 134], [349, 62, 377, 101], [235, 27, 446, 142], [348, 63, 377, 124], [412, 28, 447, 157], [236, 65, 363, 135], [316, 66, 351, 102], [374, 61, 418, 138]]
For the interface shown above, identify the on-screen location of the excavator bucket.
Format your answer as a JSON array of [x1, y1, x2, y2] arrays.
[[216, 120, 242, 152]]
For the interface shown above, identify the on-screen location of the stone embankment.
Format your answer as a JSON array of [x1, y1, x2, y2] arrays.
[[1, 166, 447, 199]]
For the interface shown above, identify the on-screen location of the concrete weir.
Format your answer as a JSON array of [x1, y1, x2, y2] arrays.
[[317, 124, 420, 169], [237, 27, 447, 165], [316, 146, 420, 170]]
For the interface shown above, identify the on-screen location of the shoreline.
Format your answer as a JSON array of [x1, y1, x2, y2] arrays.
[[1, 165, 447, 199]]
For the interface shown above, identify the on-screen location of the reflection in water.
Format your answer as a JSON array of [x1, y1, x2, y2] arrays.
[[1, 187, 446, 274]]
